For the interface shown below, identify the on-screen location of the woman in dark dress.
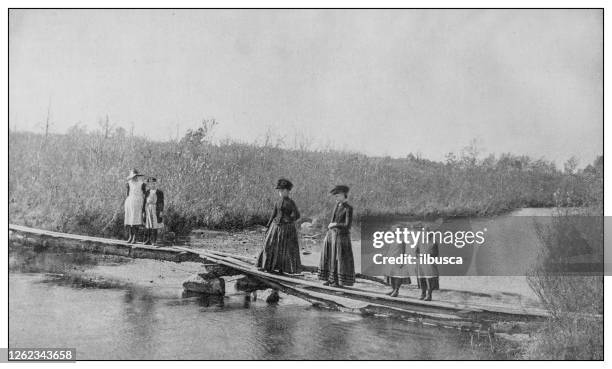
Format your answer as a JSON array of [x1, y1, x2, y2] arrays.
[[384, 223, 413, 297], [416, 226, 440, 301], [318, 185, 355, 287], [257, 178, 302, 274]]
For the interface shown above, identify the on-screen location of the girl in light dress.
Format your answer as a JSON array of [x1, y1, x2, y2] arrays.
[[143, 177, 165, 246]]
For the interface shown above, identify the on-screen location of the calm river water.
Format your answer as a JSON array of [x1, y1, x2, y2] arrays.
[[9, 253, 504, 360], [9, 273, 504, 360]]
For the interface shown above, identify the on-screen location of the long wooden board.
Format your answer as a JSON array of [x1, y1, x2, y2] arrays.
[[183, 247, 553, 322], [9, 224, 553, 323]]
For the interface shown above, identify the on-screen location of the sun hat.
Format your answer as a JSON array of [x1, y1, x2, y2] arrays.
[[126, 169, 144, 180], [275, 178, 293, 191], [330, 185, 349, 195]]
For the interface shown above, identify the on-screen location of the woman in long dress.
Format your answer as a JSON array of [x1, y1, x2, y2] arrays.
[[257, 178, 302, 274], [318, 185, 355, 287], [416, 226, 440, 301], [124, 169, 146, 244]]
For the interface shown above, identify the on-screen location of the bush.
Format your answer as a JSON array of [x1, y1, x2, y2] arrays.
[[526, 175, 603, 360]]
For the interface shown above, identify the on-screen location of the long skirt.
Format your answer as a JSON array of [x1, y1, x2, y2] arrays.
[[386, 276, 411, 285], [417, 277, 439, 291], [124, 195, 144, 226], [383, 241, 414, 281], [318, 229, 355, 286], [416, 258, 439, 290], [257, 222, 301, 274], [144, 204, 163, 229]]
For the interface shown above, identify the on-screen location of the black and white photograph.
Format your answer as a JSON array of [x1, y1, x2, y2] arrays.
[[6, 6, 605, 362]]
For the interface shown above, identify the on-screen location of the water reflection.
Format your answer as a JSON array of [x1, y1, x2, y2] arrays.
[[122, 289, 159, 358], [9, 246, 508, 360]]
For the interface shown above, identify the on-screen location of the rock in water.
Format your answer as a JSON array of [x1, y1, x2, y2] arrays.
[[183, 274, 225, 295], [199, 265, 242, 279], [266, 289, 280, 304], [235, 276, 269, 292]]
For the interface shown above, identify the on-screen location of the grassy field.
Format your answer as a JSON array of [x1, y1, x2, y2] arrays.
[[8, 125, 602, 238]]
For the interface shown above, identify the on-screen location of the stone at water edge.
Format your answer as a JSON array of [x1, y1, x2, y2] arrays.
[[235, 276, 269, 292], [266, 290, 280, 304], [236, 277, 280, 303], [198, 264, 242, 279], [182, 274, 225, 295]]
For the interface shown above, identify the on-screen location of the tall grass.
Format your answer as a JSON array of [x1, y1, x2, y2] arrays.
[[525, 160, 603, 359], [8, 124, 599, 238]]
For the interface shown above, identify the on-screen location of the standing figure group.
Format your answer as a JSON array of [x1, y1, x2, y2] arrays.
[[382, 223, 439, 300], [255, 177, 439, 300], [256, 179, 356, 288], [125, 170, 439, 300], [123, 169, 165, 246]]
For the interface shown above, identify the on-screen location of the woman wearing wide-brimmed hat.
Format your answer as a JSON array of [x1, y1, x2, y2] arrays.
[[124, 169, 146, 244], [257, 178, 302, 274], [318, 185, 355, 287]]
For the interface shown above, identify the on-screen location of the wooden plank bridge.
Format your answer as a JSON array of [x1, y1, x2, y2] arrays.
[[9, 223, 561, 336]]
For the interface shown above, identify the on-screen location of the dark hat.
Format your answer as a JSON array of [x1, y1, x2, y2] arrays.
[[275, 178, 293, 190], [330, 185, 349, 195], [147, 177, 157, 183], [126, 169, 144, 180]]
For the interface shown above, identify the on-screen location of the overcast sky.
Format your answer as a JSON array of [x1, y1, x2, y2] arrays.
[[9, 9, 602, 166]]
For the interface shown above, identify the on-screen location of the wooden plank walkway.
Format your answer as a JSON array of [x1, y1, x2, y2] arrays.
[[9, 223, 553, 327]]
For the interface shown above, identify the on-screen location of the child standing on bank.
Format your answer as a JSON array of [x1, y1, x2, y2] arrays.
[[143, 177, 164, 246]]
